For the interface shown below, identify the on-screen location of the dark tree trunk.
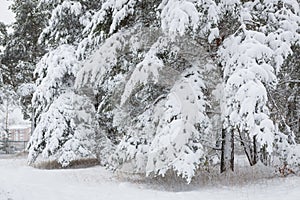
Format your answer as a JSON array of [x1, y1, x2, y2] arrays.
[[238, 129, 258, 166], [221, 127, 234, 173], [253, 135, 257, 165]]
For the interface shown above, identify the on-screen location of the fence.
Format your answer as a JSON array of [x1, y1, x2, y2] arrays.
[[0, 140, 29, 154]]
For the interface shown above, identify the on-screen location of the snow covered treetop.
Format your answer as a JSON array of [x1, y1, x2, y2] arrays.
[[39, 0, 85, 46]]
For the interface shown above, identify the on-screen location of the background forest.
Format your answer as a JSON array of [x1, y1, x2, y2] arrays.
[[0, 0, 299, 183]]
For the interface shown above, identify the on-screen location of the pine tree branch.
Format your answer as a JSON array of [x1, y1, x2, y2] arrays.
[[278, 80, 300, 85], [266, 86, 296, 144]]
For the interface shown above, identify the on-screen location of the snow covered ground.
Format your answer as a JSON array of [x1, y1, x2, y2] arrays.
[[0, 155, 299, 200]]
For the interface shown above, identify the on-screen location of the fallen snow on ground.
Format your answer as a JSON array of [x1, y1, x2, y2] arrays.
[[0, 155, 299, 200]]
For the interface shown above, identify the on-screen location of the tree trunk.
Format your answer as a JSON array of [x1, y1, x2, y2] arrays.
[[239, 130, 258, 166], [221, 127, 234, 173], [5, 99, 9, 154], [252, 135, 257, 165]]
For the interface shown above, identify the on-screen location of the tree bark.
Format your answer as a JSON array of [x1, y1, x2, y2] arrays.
[[238, 131, 258, 166], [221, 127, 234, 173], [238, 130, 258, 166], [253, 135, 257, 165]]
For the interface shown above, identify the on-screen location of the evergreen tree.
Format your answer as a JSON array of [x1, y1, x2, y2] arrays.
[[76, 0, 216, 182], [0, 0, 47, 120], [218, 0, 300, 171], [28, 92, 96, 166], [0, 22, 7, 50], [28, 45, 97, 165], [28, 0, 101, 166], [38, 0, 101, 47], [1, 0, 46, 87], [271, 45, 300, 143], [18, 0, 300, 180], [146, 67, 211, 183]]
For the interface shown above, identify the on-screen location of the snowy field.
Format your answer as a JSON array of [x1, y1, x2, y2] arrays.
[[0, 155, 299, 200]]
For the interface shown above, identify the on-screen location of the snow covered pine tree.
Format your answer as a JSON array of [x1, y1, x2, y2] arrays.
[[28, 0, 100, 166], [19, 0, 300, 181]]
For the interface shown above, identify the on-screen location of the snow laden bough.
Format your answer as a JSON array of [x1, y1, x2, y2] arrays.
[[219, 0, 300, 168], [146, 68, 211, 183], [28, 44, 97, 167], [83, 0, 214, 182], [28, 92, 96, 167], [113, 66, 212, 183]]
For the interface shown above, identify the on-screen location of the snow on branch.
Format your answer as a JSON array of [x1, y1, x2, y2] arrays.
[[33, 44, 80, 115], [83, 0, 138, 36], [75, 30, 129, 90], [159, 0, 199, 37], [120, 37, 168, 105], [146, 67, 210, 183], [28, 92, 96, 166], [39, 0, 84, 45]]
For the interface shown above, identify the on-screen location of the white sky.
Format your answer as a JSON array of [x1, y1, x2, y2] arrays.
[[0, 0, 15, 25]]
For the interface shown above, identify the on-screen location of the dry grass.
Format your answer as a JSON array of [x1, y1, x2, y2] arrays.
[[33, 158, 100, 170], [115, 161, 278, 192]]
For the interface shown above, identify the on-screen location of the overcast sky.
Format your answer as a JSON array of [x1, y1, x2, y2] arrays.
[[0, 0, 15, 25]]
